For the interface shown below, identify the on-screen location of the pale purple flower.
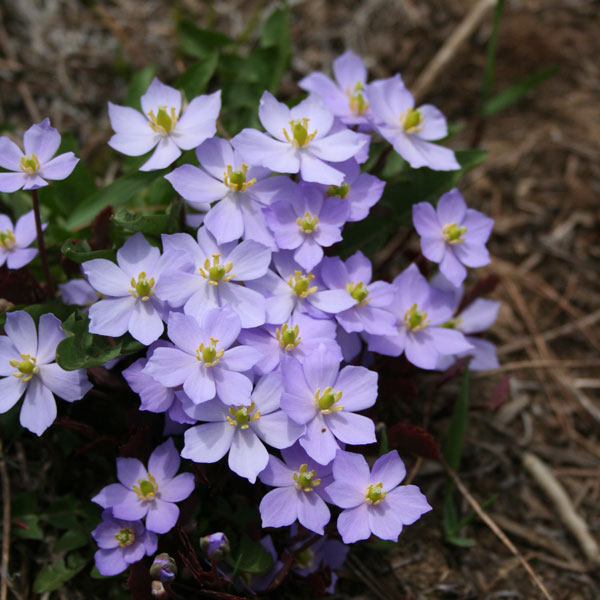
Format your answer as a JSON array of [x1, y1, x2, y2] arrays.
[[265, 182, 348, 271], [155, 229, 271, 328], [83, 233, 188, 345], [0, 118, 78, 192], [92, 438, 195, 535], [108, 78, 221, 171], [246, 252, 356, 325], [181, 372, 305, 483], [365, 263, 473, 370], [431, 273, 500, 371], [259, 443, 333, 534], [143, 308, 259, 406], [200, 532, 230, 560], [232, 92, 366, 185], [122, 341, 194, 424], [165, 137, 296, 248], [336, 325, 362, 362], [368, 74, 459, 171], [238, 312, 342, 376], [299, 50, 372, 126], [0, 311, 92, 436], [150, 553, 178, 582], [326, 450, 431, 543], [319, 252, 396, 335], [92, 509, 158, 576], [0, 210, 45, 269], [315, 158, 384, 222], [280, 344, 377, 465], [413, 189, 493, 286], [59, 277, 98, 307]]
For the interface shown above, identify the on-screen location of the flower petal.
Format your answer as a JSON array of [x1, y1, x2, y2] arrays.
[[370, 450, 406, 491], [140, 136, 181, 171], [38, 363, 91, 401], [259, 486, 298, 528], [0, 376, 25, 414], [5, 310, 37, 356], [337, 503, 370, 543], [20, 378, 56, 436], [297, 490, 330, 534], [228, 428, 269, 483], [0, 172, 26, 193], [173, 91, 221, 150], [23, 119, 60, 163], [252, 411, 305, 449], [88, 296, 135, 338], [146, 499, 180, 534], [0, 136, 23, 170], [181, 422, 234, 463], [82, 259, 131, 296], [39, 152, 78, 181], [159, 472, 195, 502], [141, 78, 182, 117]]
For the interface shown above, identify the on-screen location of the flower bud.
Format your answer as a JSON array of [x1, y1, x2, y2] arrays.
[[149, 553, 177, 583], [199, 532, 230, 561], [151, 580, 167, 599]]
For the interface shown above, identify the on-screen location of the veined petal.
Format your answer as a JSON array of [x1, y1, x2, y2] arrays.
[[0, 136, 24, 170], [173, 91, 221, 150], [297, 491, 330, 534], [204, 197, 244, 244], [326, 411, 376, 446], [299, 413, 340, 465], [5, 310, 38, 356], [0, 172, 26, 193], [218, 283, 266, 328], [159, 472, 195, 502], [0, 376, 25, 414], [23, 119, 60, 163], [108, 131, 159, 156], [182, 422, 234, 463], [39, 152, 78, 181], [232, 129, 299, 173], [299, 152, 344, 186], [82, 259, 131, 296], [108, 102, 151, 134], [220, 346, 260, 372], [213, 369, 253, 406], [258, 91, 291, 141], [309, 129, 366, 163], [14, 210, 38, 248], [370, 450, 406, 491], [143, 346, 198, 388], [337, 503, 370, 543], [88, 297, 135, 338], [38, 363, 91, 402], [228, 240, 272, 281], [141, 78, 182, 117], [148, 438, 180, 483], [20, 378, 56, 436], [259, 486, 298, 528], [145, 499, 179, 534], [335, 366, 377, 411], [35, 313, 65, 364], [252, 411, 305, 449], [165, 164, 227, 206], [139, 136, 181, 171], [228, 428, 268, 483]]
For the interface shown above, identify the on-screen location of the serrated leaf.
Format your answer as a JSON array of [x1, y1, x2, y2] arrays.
[[64, 170, 168, 230], [61, 239, 115, 263]]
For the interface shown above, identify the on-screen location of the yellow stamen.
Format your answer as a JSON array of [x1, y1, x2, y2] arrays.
[[0, 229, 16, 251], [19, 153, 40, 175], [347, 81, 369, 116], [226, 402, 260, 429], [9, 353, 38, 383], [287, 270, 317, 298], [114, 527, 136, 547], [400, 108, 424, 134], [223, 163, 257, 192], [195, 337, 224, 367], [129, 271, 155, 301], [198, 253, 234, 286], [314, 386, 343, 414], [326, 182, 350, 199], [282, 118, 318, 147], [365, 482, 386, 505], [346, 281, 369, 305], [132, 472, 159, 502], [147, 106, 178, 135], [296, 212, 319, 233], [404, 303, 430, 331], [293, 463, 321, 492], [275, 323, 301, 351], [441, 222, 467, 245]]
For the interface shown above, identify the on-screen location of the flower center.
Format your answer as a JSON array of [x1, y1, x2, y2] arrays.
[[275, 323, 301, 351], [128, 271, 155, 301], [442, 316, 462, 330], [147, 105, 178, 136], [282, 118, 318, 148], [293, 463, 321, 492], [442, 222, 467, 245], [314, 386, 343, 414], [133, 472, 159, 501], [365, 482, 386, 505], [226, 401, 260, 429], [326, 182, 350, 199], [404, 303, 430, 331], [347, 81, 369, 116], [195, 337, 224, 367], [199, 253, 234, 286], [296, 548, 316, 569], [19, 153, 40, 175], [400, 108, 424, 134], [287, 270, 317, 298], [114, 527, 136, 547], [346, 281, 370, 305], [296, 212, 319, 233], [9, 354, 39, 383], [0, 229, 16, 250], [223, 163, 257, 192]]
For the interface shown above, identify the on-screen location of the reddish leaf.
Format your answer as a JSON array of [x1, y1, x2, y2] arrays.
[[128, 560, 152, 600], [387, 422, 441, 460], [119, 427, 152, 461], [90, 206, 114, 250], [485, 374, 510, 411], [0, 266, 45, 305]]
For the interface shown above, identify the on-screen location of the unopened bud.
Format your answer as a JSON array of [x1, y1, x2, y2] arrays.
[[199, 532, 230, 561], [151, 580, 167, 599], [149, 553, 177, 583]]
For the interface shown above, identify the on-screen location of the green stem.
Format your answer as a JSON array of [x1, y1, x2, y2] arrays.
[[31, 189, 53, 297]]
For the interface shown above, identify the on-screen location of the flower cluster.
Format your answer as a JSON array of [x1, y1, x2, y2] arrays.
[[0, 49, 499, 594]]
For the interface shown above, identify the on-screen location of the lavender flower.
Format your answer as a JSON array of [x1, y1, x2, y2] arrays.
[[200, 532, 230, 561], [365, 264, 473, 370], [155, 229, 271, 328], [413, 189, 493, 286], [258, 443, 333, 534], [326, 450, 431, 543], [299, 50, 372, 126], [0, 118, 78, 191], [108, 78, 221, 171], [246, 252, 356, 325], [165, 137, 296, 248], [317, 158, 385, 222], [181, 372, 305, 483], [238, 312, 342, 376], [0, 210, 45, 269], [319, 252, 396, 335], [59, 277, 98, 307], [150, 553, 178, 582], [280, 344, 377, 464], [431, 273, 500, 371], [0, 311, 92, 436], [143, 308, 259, 406], [368, 74, 459, 171], [232, 92, 366, 185], [92, 509, 157, 576], [265, 182, 348, 271], [92, 438, 194, 534], [83, 233, 188, 345]]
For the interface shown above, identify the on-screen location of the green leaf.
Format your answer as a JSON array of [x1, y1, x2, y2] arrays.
[[0, 303, 75, 329], [443, 367, 470, 471], [482, 66, 557, 117], [56, 529, 89, 552], [64, 170, 168, 230], [177, 53, 219, 98], [233, 535, 274, 574], [34, 554, 87, 593], [258, 7, 290, 92], [482, 0, 506, 103], [446, 535, 476, 548], [12, 515, 44, 540], [125, 66, 156, 110], [55, 313, 144, 371], [177, 20, 233, 58], [111, 208, 169, 237], [61, 239, 115, 264]]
